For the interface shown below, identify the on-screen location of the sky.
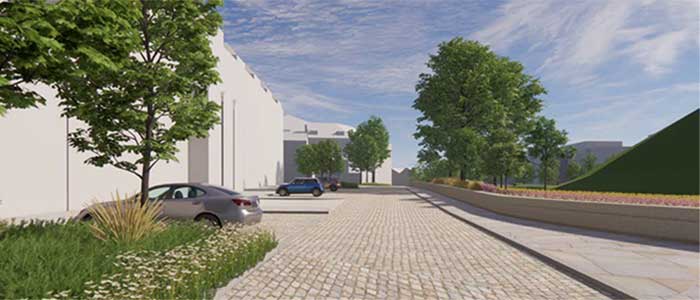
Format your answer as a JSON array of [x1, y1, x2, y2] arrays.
[[221, 0, 700, 169]]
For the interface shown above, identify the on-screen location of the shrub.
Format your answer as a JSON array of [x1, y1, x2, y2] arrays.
[[0, 220, 211, 299], [50, 225, 277, 299], [340, 181, 359, 188], [0, 220, 7, 238], [87, 192, 165, 243]]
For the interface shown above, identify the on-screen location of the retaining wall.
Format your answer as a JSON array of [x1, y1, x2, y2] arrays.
[[412, 181, 700, 243]]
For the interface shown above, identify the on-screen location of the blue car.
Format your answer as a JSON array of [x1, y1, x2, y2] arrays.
[[276, 177, 324, 197]]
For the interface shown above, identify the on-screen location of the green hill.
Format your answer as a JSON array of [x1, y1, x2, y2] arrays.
[[558, 109, 699, 195]]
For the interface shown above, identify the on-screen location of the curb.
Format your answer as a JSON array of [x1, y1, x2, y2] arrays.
[[409, 188, 636, 300], [264, 210, 329, 214]]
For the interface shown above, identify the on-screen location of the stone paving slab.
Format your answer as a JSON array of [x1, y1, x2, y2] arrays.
[[216, 188, 612, 300], [411, 187, 700, 300]]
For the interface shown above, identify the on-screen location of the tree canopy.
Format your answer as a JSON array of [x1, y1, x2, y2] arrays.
[[53, 0, 223, 203], [295, 140, 344, 178], [524, 116, 569, 189], [345, 116, 391, 183], [413, 38, 546, 184], [0, 0, 62, 115]]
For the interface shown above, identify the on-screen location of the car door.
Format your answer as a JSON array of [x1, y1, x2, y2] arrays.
[[303, 179, 316, 193], [162, 185, 206, 220], [288, 179, 304, 193], [147, 186, 172, 219]]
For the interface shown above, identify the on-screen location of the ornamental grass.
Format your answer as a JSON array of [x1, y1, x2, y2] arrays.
[[87, 192, 165, 243]]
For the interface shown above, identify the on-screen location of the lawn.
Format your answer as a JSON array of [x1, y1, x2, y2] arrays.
[[558, 109, 699, 195], [0, 219, 276, 299]]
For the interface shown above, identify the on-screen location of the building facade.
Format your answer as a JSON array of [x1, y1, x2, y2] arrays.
[[283, 114, 392, 184], [0, 30, 283, 218]]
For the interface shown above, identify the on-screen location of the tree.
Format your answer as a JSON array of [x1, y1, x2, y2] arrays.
[[0, 0, 63, 115], [525, 117, 569, 190], [581, 152, 598, 174], [314, 140, 345, 179], [55, 0, 223, 204], [363, 116, 390, 183], [513, 162, 535, 184], [295, 144, 320, 177], [566, 160, 582, 180], [413, 38, 545, 182], [538, 159, 560, 186], [345, 129, 378, 184]]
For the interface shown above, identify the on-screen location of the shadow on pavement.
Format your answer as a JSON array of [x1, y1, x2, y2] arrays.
[[409, 189, 699, 252]]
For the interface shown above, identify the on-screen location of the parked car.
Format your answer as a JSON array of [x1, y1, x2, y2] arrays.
[[276, 177, 324, 197], [320, 177, 340, 192], [75, 183, 262, 227]]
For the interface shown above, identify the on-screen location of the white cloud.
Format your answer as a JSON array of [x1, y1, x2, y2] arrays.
[[473, 0, 699, 85]]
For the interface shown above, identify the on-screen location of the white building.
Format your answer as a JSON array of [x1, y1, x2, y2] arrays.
[[0, 30, 283, 218], [283, 114, 392, 185]]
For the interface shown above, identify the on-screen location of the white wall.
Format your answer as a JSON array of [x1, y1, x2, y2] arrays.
[[0, 30, 284, 218]]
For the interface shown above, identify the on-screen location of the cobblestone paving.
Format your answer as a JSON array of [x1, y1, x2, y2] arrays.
[[218, 188, 611, 300]]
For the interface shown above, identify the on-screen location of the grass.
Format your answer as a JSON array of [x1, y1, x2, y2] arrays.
[[558, 109, 699, 195], [360, 182, 391, 186], [340, 181, 359, 188], [0, 220, 213, 299]]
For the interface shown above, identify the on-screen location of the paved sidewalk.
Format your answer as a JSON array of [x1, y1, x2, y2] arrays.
[[217, 188, 612, 299], [411, 187, 700, 300]]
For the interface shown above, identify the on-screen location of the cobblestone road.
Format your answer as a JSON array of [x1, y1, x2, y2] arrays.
[[217, 188, 611, 299]]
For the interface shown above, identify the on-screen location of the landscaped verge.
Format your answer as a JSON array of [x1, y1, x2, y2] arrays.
[[430, 177, 699, 207], [414, 181, 700, 243], [0, 220, 276, 299]]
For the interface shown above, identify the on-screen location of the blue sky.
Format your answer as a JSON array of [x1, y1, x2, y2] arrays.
[[221, 0, 699, 168]]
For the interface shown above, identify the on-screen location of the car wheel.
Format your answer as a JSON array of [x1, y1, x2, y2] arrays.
[[330, 184, 338, 192], [195, 214, 221, 227], [278, 188, 289, 196], [312, 188, 322, 197]]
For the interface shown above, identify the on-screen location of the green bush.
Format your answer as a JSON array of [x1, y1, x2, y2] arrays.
[[340, 181, 359, 188], [0, 220, 213, 299]]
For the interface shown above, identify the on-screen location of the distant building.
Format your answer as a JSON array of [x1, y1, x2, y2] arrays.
[[558, 141, 630, 183], [283, 114, 392, 184], [392, 168, 412, 186]]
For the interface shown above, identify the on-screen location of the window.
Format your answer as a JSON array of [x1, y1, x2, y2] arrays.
[[305, 179, 318, 185], [148, 186, 170, 200], [167, 186, 205, 200], [292, 179, 304, 184], [211, 186, 241, 196]]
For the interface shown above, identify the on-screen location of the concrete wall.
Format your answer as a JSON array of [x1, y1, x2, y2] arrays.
[[0, 30, 284, 218], [412, 181, 700, 243], [283, 140, 306, 182], [392, 169, 412, 186]]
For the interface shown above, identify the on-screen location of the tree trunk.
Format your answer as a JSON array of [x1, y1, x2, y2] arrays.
[[358, 169, 363, 184], [459, 168, 466, 181], [504, 170, 508, 190], [139, 106, 155, 205], [448, 169, 452, 178], [543, 159, 548, 190], [372, 170, 376, 183]]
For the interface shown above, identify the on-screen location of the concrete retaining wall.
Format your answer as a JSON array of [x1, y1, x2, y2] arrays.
[[412, 181, 700, 243]]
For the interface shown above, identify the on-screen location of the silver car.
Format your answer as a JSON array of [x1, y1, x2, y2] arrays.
[[75, 183, 262, 226]]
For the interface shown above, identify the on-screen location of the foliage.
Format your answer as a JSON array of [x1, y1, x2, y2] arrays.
[[512, 161, 535, 184], [49, 225, 276, 299], [413, 37, 545, 182], [87, 192, 165, 243], [411, 159, 454, 181], [345, 116, 390, 183], [55, 0, 223, 204], [524, 117, 569, 189], [428, 179, 698, 207], [560, 109, 699, 195], [0, 0, 61, 115], [538, 159, 560, 186], [314, 140, 345, 178], [295, 140, 345, 177], [344, 127, 378, 182], [340, 181, 359, 188], [0, 220, 212, 299], [431, 177, 483, 191], [566, 160, 583, 180], [295, 144, 319, 176], [581, 152, 598, 174]]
